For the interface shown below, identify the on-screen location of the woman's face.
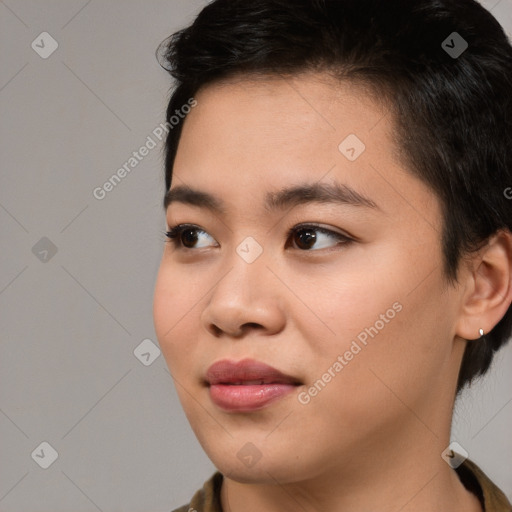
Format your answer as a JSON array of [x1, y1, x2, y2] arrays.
[[153, 73, 467, 484]]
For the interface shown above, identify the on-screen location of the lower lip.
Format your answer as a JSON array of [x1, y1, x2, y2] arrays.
[[209, 383, 297, 411]]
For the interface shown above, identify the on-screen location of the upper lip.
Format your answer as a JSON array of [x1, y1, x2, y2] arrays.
[[205, 358, 302, 386]]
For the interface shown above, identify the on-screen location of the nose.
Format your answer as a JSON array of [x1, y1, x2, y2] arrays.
[[200, 254, 286, 339]]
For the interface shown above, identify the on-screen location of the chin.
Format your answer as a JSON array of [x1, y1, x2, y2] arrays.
[[217, 464, 272, 484], [202, 440, 312, 485]]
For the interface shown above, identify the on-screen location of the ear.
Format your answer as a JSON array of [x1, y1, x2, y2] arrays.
[[455, 229, 512, 341]]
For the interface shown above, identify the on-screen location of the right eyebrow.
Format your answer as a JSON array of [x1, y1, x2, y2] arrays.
[[164, 185, 226, 214]]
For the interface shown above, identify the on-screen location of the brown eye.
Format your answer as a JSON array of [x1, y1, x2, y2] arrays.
[[165, 224, 217, 249], [181, 228, 200, 248], [287, 225, 353, 251], [293, 228, 317, 250]]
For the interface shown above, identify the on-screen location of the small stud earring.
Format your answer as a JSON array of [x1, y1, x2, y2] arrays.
[[479, 328, 484, 337]]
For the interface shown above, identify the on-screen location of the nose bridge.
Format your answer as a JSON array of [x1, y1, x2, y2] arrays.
[[214, 236, 270, 307], [200, 236, 285, 336]]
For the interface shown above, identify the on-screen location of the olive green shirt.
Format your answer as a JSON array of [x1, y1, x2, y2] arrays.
[[172, 459, 511, 512]]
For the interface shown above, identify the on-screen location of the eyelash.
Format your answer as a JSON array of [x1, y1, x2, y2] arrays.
[[164, 223, 353, 252]]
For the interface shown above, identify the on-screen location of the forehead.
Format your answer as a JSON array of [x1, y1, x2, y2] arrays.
[[170, 72, 440, 227], [179, 73, 390, 161]]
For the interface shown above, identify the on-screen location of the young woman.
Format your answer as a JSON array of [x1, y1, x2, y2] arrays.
[[153, 1, 512, 510]]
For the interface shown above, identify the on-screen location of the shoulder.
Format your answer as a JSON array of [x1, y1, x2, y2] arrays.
[[171, 506, 192, 512], [171, 472, 224, 512], [456, 458, 512, 512], [172, 465, 511, 512]]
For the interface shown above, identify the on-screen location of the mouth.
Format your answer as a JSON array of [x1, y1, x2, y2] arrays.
[[205, 358, 302, 412]]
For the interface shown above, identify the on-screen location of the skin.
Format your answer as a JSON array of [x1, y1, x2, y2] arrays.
[[153, 72, 512, 512]]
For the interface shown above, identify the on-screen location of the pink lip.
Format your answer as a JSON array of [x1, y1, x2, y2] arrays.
[[205, 359, 301, 412]]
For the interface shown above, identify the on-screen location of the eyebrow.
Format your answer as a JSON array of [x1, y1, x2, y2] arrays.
[[163, 182, 379, 214]]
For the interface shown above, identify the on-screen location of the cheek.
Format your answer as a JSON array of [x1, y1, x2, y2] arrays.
[[289, 246, 454, 412], [336, 276, 454, 415], [153, 263, 203, 374], [280, 257, 403, 360]]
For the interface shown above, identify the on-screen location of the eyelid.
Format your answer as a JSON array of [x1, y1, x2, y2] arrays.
[[288, 222, 355, 241]]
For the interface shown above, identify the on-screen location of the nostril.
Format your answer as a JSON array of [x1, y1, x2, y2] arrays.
[[210, 324, 223, 337], [210, 322, 264, 338], [243, 322, 263, 330]]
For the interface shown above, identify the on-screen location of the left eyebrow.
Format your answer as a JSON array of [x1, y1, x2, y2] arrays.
[[264, 181, 379, 212], [163, 182, 379, 213]]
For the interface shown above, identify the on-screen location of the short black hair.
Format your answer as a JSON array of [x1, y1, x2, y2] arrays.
[[156, 0, 512, 394]]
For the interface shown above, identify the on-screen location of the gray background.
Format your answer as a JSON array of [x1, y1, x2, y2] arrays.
[[0, 1, 511, 510]]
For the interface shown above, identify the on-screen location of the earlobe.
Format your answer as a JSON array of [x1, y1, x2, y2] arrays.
[[455, 229, 512, 341]]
